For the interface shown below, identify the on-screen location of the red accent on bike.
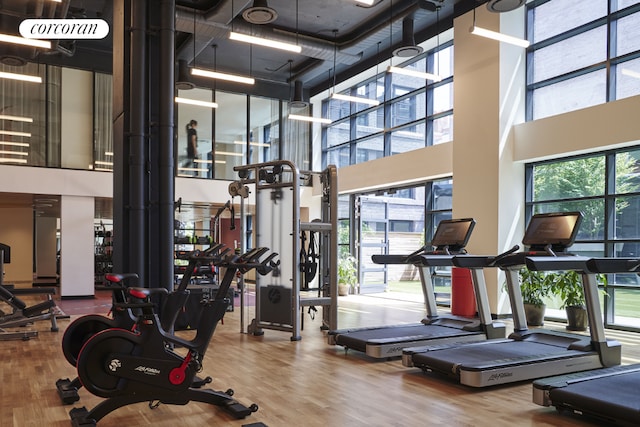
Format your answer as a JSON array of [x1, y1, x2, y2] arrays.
[[168, 352, 192, 385], [129, 289, 147, 299]]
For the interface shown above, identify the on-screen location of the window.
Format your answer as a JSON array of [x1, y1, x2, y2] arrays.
[[323, 41, 454, 167], [527, 0, 640, 120], [527, 147, 640, 330]]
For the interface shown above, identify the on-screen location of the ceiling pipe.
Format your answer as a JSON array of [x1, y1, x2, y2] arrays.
[[175, 9, 361, 66]]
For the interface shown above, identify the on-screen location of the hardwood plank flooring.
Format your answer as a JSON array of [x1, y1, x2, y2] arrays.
[[1, 292, 639, 426]]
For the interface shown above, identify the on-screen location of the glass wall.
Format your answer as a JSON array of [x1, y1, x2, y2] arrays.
[[527, 147, 640, 330], [527, 0, 640, 120], [0, 62, 55, 167], [322, 43, 454, 168], [339, 178, 453, 299], [94, 73, 113, 172]]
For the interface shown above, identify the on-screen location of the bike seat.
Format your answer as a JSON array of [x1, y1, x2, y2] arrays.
[[127, 287, 169, 299], [105, 273, 140, 284]]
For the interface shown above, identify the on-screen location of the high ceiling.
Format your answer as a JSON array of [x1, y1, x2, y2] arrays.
[[0, 0, 491, 98]]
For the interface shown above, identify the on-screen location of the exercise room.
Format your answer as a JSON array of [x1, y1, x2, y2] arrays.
[[1, 0, 640, 426]]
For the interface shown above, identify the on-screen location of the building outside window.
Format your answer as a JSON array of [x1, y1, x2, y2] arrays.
[[526, 148, 640, 330], [526, 0, 640, 120], [322, 42, 454, 168]]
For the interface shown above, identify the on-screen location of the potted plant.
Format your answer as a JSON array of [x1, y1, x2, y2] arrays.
[[551, 270, 589, 331], [338, 254, 358, 296], [519, 268, 554, 326]]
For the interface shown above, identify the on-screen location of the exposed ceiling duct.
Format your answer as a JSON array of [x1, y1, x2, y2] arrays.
[[289, 80, 308, 108], [486, 0, 526, 13], [175, 9, 362, 66], [176, 59, 195, 90], [392, 17, 423, 58], [242, 0, 279, 25]]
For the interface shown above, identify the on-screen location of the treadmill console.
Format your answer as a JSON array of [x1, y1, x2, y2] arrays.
[[522, 212, 583, 254], [431, 218, 476, 253]]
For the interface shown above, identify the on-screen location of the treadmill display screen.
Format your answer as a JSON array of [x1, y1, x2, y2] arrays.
[[522, 212, 583, 250], [431, 218, 476, 250]]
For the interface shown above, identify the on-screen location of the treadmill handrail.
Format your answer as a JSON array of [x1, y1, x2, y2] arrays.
[[525, 256, 591, 272]]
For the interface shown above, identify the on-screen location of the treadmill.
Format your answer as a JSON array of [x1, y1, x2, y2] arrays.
[[328, 218, 506, 359], [404, 212, 622, 387], [531, 257, 640, 426]]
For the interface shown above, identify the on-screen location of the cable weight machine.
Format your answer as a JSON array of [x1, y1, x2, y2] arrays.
[[230, 160, 338, 341]]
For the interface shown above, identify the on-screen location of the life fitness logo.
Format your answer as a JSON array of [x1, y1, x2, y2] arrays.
[[19, 19, 109, 40]]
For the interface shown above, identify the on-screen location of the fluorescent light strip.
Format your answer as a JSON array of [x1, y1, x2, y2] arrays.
[[387, 66, 443, 82], [0, 33, 51, 49], [0, 150, 28, 156], [0, 158, 27, 164], [215, 160, 226, 164], [288, 114, 333, 124], [175, 96, 218, 109], [216, 151, 244, 157], [229, 31, 302, 53], [95, 160, 113, 166], [331, 93, 380, 106], [470, 26, 530, 48], [194, 159, 213, 164], [0, 130, 31, 137], [0, 141, 29, 147], [0, 114, 33, 123], [234, 140, 271, 147], [191, 68, 255, 85], [105, 151, 114, 156], [0, 71, 42, 83], [622, 68, 640, 80]]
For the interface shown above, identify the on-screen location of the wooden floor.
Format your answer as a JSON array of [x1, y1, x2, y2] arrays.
[[2, 291, 640, 427]]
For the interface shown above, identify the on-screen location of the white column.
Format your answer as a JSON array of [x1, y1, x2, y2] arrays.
[[452, 7, 527, 315], [60, 195, 94, 297]]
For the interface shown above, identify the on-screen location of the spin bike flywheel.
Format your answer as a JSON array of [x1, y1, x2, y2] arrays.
[[76, 328, 139, 398], [62, 314, 117, 367]]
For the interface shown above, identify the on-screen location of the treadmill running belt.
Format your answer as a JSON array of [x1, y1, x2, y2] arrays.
[[550, 371, 640, 426], [334, 324, 479, 353], [413, 340, 589, 373]]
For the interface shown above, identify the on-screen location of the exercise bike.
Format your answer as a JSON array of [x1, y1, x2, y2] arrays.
[[69, 247, 278, 426], [56, 244, 229, 404]]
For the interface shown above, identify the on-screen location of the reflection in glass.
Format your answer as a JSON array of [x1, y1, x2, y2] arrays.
[[248, 96, 278, 165], [390, 122, 426, 154], [176, 87, 216, 178], [532, 69, 606, 120], [0, 62, 49, 167], [94, 73, 113, 172], [355, 135, 383, 163]]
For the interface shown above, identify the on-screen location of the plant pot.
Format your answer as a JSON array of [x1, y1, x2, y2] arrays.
[[524, 303, 546, 326], [338, 283, 350, 296], [566, 305, 588, 331]]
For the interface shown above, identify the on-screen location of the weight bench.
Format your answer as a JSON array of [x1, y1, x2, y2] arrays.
[[0, 285, 59, 341]]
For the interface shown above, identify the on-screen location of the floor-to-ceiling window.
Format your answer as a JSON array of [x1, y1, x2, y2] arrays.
[[526, 0, 640, 120], [340, 178, 452, 300], [322, 42, 454, 168], [526, 148, 640, 330]]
